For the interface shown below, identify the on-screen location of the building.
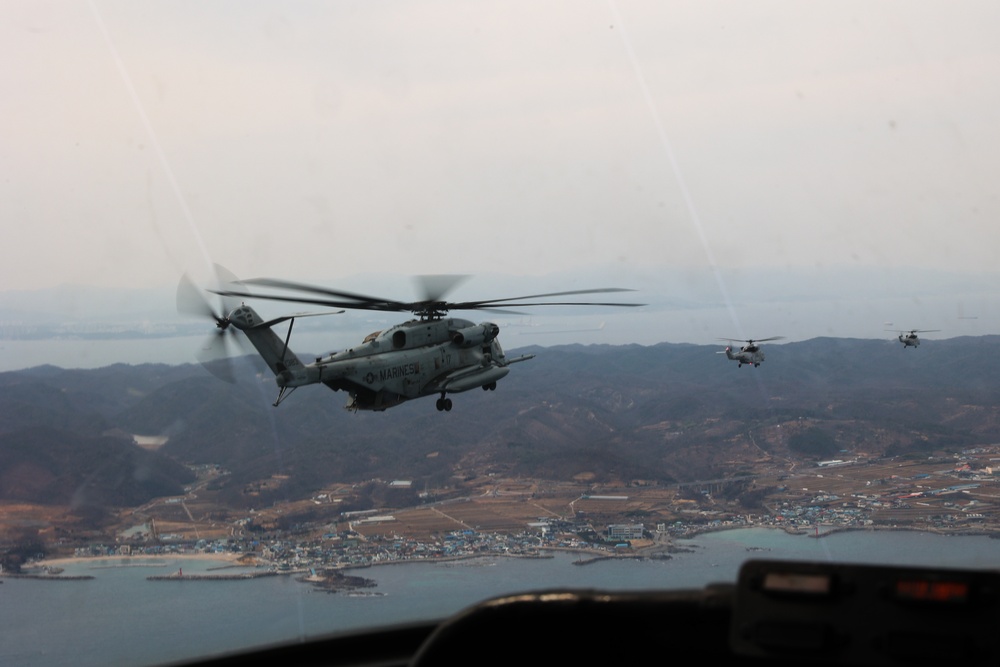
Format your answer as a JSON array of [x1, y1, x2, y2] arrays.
[[607, 524, 644, 541]]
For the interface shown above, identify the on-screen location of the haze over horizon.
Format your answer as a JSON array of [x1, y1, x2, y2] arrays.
[[0, 263, 992, 372], [3, 2, 998, 367]]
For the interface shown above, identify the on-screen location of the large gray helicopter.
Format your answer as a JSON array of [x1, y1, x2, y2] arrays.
[[179, 268, 641, 413], [892, 329, 940, 348], [719, 337, 784, 368]]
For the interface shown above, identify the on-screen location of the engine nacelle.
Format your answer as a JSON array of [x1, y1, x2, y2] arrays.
[[451, 323, 500, 348]]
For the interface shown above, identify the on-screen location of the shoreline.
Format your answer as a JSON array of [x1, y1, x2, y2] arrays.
[[675, 523, 1000, 540], [341, 551, 553, 573], [21, 525, 998, 584], [34, 551, 247, 569]]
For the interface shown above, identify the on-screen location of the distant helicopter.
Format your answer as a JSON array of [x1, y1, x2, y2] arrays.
[[719, 337, 784, 367], [891, 329, 940, 348], [178, 267, 641, 413]]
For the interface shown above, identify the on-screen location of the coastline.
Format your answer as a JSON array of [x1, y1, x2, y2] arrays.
[[676, 522, 1000, 540], [19, 524, 997, 585], [1, 573, 94, 581], [33, 551, 247, 569]]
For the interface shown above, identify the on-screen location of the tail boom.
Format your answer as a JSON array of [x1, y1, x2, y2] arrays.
[[228, 305, 317, 388]]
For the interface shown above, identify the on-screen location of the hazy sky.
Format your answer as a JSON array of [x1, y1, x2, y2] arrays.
[[3, 1, 999, 356]]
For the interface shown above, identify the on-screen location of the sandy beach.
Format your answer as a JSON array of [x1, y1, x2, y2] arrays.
[[37, 551, 248, 569]]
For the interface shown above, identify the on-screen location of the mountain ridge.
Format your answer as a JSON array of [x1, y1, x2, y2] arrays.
[[1, 336, 998, 510]]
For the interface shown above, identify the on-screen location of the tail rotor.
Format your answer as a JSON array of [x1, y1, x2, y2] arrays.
[[176, 266, 248, 382]]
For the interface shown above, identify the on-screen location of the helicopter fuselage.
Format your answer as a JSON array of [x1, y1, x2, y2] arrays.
[[232, 306, 532, 411], [313, 317, 519, 411], [725, 345, 765, 367]]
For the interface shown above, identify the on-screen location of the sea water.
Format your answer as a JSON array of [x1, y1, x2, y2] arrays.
[[2, 529, 999, 667]]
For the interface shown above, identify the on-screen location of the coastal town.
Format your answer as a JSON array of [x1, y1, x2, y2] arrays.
[[15, 443, 1000, 585]]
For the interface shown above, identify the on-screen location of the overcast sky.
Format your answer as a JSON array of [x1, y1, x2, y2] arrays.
[[2, 1, 999, 359]]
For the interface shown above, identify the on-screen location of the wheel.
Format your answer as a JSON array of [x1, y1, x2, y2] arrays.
[[444, 398, 453, 411], [436, 398, 444, 411]]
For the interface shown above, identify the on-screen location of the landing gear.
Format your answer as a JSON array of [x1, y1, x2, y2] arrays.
[[481, 382, 497, 391], [436, 394, 453, 412]]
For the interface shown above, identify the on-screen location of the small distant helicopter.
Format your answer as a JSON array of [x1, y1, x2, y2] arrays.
[[718, 337, 784, 368], [178, 267, 642, 413], [891, 329, 940, 348]]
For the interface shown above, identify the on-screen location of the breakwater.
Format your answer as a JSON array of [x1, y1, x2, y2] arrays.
[[147, 571, 280, 581]]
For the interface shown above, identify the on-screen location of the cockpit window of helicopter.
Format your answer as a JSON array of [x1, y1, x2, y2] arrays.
[[2, 2, 999, 666]]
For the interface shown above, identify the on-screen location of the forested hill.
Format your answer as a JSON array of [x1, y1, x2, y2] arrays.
[[1, 336, 999, 508]]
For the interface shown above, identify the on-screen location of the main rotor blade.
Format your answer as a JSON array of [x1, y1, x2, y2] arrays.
[[459, 287, 635, 306], [210, 288, 409, 312], [245, 275, 472, 305], [447, 288, 642, 311], [213, 280, 643, 314], [719, 336, 785, 343], [236, 277, 407, 309], [449, 299, 645, 310], [416, 274, 470, 303]]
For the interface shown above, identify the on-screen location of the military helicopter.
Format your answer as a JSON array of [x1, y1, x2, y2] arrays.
[[891, 329, 940, 348], [718, 337, 784, 367], [178, 268, 641, 412]]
